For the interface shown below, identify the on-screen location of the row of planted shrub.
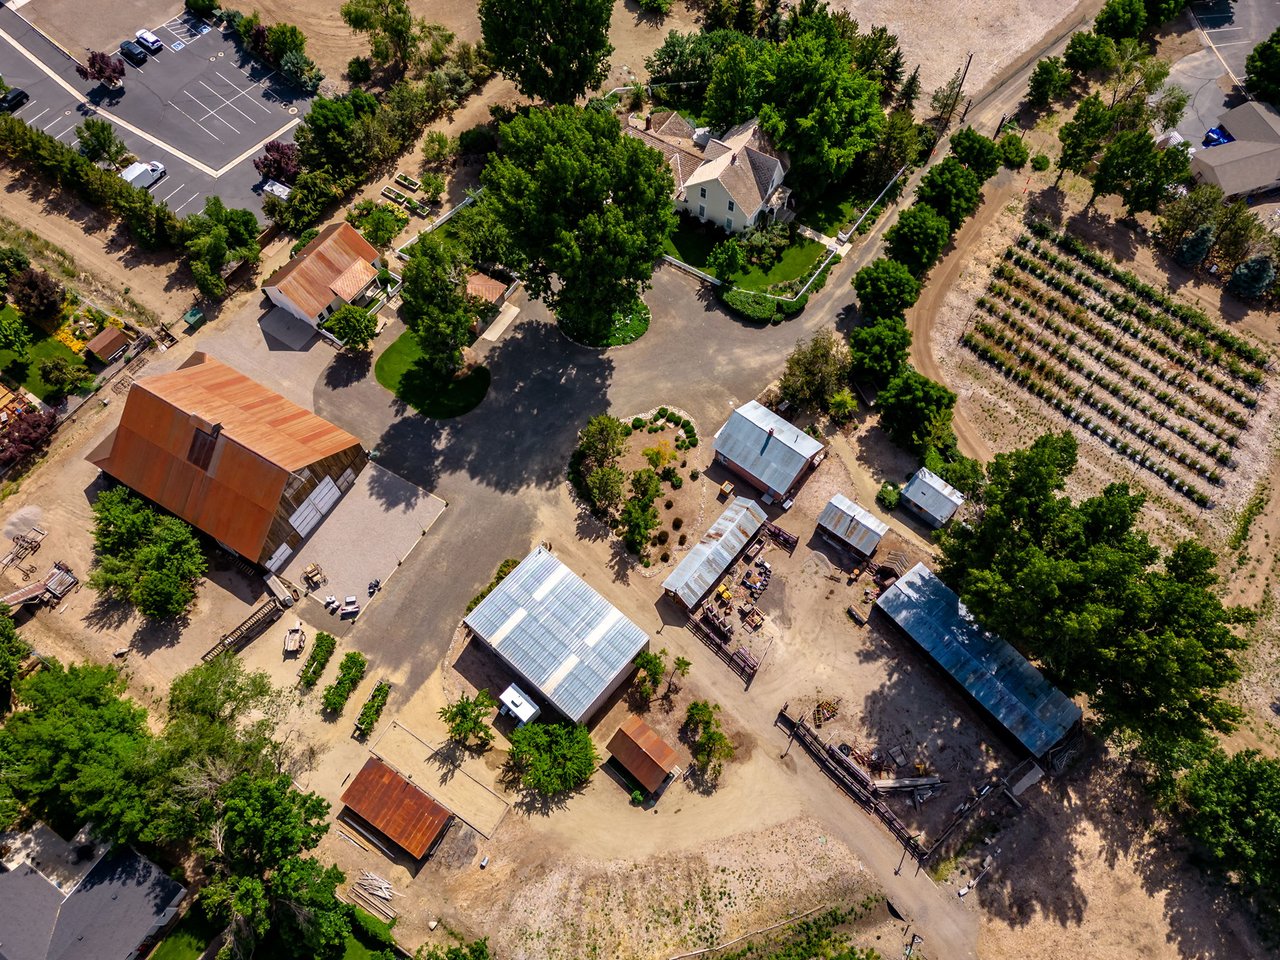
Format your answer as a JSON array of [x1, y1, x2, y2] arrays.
[[961, 330, 1214, 506], [1025, 220, 1270, 371], [980, 286, 1244, 443], [997, 254, 1259, 409], [1015, 238, 1266, 387], [972, 309, 1232, 468]]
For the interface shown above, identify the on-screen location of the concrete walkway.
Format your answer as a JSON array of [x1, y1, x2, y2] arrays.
[[795, 223, 840, 249]]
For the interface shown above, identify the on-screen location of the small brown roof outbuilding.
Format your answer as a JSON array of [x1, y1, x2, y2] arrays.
[[340, 757, 452, 860], [84, 326, 129, 362], [608, 715, 679, 793]]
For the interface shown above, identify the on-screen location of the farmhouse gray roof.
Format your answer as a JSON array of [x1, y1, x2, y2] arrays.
[[463, 547, 649, 723], [817, 494, 888, 557], [902, 467, 965, 526], [0, 847, 185, 960], [663, 497, 767, 607], [876, 564, 1082, 758], [713, 401, 823, 496], [1191, 101, 1280, 196]]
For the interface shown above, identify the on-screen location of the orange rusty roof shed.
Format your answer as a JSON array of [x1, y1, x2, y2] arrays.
[[608, 715, 680, 794], [264, 221, 380, 319], [87, 353, 363, 562], [340, 757, 452, 859]]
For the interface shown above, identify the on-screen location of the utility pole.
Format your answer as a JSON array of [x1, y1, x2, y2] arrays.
[[940, 52, 974, 138]]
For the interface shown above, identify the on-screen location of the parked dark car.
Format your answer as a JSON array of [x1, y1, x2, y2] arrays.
[[119, 39, 148, 67], [0, 88, 29, 112]]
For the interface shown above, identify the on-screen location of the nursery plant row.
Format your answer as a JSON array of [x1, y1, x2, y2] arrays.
[[996, 256, 1259, 410], [981, 285, 1246, 441], [1025, 220, 1270, 371], [970, 318, 1228, 474], [961, 330, 1215, 506], [1013, 239, 1266, 387]]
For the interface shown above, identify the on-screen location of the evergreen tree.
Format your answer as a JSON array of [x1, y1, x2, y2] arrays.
[[1227, 256, 1277, 299], [1174, 223, 1215, 268], [896, 65, 922, 111]]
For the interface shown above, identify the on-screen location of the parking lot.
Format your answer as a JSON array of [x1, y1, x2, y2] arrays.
[[1189, 0, 1280, 87], [0, 5, 306, 213]]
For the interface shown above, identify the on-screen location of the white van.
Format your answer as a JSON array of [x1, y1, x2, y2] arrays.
[[121, 161, 166, 189]]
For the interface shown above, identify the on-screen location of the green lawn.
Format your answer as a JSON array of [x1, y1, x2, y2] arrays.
[[0, 305, 89, 401], [147, 908, 223, 960], [662, 217, 721, 272], [734, 238, 826, 292], [374, 330, 490, 418]]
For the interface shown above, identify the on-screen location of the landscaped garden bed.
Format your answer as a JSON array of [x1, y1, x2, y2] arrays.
[[958, 225, 1271, 507], [354, 680, 390, 739], [321, 651, 368, 715], [568, 409, 707, 567]]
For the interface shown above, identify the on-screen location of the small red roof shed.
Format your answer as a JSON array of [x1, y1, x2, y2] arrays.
[[608, 715, 679, 793]]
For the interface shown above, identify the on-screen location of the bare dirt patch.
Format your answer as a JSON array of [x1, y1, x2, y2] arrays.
[[832, 0, 1093, 95]]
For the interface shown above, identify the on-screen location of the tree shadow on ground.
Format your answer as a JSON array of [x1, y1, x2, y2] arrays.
[[323, 351, 373, 391], [370, 317, 614, 500], [858, 608, 1265, 955], [81, 592, 133, 634], [130, 613, 190, 652]]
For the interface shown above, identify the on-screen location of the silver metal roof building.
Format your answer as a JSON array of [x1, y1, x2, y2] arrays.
[[463, 547, 649, 724], [817, 494, 888, 558], [901, 467, 965, 528], [876, 564, 1082, 759], [662, 497, 767, 608], [713, 401, 824, 502]]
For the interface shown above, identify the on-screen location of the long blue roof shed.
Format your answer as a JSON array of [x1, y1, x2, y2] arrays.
[[875, 563, 1081, 759]]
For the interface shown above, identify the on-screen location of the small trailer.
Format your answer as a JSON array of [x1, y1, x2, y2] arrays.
[[283, 621, 307, 656]]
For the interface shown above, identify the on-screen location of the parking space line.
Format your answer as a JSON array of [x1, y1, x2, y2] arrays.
[[1212, 40, 1252, 46], [41, 115, 63, 132], [52, 123, 76, 140], [216, 72, 274, 114], [23, 106, 48, 124], [159, 182, 186, 201], [1206, 26, 1243, 31], [168, 98, 223, 143], [173, 192, 201, 213], [200, 80, 257, 124], [186, 89, 240, 134]]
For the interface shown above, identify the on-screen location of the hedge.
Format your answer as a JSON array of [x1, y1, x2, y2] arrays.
[[355, 680, 390, 738], [0, 114, 181, 250], [321, 651, 368, 714], [298, 631, 337, 688]]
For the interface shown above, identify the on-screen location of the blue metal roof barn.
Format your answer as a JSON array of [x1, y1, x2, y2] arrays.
[[875, 563, 1081, 759], [463, 547, 650, 724], [901, 468, 965, 528], [817, 494, 888, 558], [713, 401, 824, 501], [662, 497, 767, 608]]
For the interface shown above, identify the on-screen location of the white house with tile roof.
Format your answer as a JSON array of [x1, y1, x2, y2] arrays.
[[625, 112, 790, 233]]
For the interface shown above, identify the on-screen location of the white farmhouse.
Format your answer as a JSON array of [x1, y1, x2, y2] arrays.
[[626, 112, 791, 233]]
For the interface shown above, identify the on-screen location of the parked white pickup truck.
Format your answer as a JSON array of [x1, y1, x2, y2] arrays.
[[121, 161, 166, 189]]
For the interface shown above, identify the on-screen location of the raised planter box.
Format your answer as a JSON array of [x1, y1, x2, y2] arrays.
[[395, 173, 420, 192], [380, 186, 409, 206]]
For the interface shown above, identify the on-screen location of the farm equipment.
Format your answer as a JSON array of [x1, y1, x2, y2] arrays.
[[813, 697, 841, 727], [283, 621, 306, 656]]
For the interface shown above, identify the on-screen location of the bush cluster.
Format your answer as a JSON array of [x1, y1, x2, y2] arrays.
[[354, 681, 390, 738], [298, 631, 337, 689], [321, 651, 368, 714]]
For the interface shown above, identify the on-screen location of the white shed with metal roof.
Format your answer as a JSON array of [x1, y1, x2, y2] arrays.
[[901, 468, 965, 528], [663, 497, 767, 608], [817, 494, 888, 558], [712, 401, 824, 504], [463, 547, 649, 724]]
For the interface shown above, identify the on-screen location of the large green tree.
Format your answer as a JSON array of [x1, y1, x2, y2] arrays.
[[754, 28, 885, 191], [885, 203, 952, 277], [478, 0, 613, 103], [506, 722, 599, 795], [0, 606, 26, 710], [480, 105, 675, 343], [853, 257, 921, 321], [1179, 749, 1280, 904], [778, 329, 850, 412], [0, 662, 151, 841], [1057, 93, 1115, 176], [914, 157, 982, 230], [704, 42, 756, 131], [341, 0, 428, 76], [1092, 129, 1189, 216], [949, 127, 1001, 182], [937, 432, 1251, 751], [848, 316, 911, 384], [1095, 0, 1147, 40], [399, 233, 475, 374], [1247, 26, 1280, 106], [876, 367, 956, 456]]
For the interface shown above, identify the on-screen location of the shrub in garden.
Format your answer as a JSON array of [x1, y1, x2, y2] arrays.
[[1176, 223, 1215, 268], [321, 651, 368, 714], [299, 631, 338, 688], [689, 469, 699, 481], [346, 199, 410, 248], [876, 482, 901, 510], [355, 681, 390, 738], [1031, 153, 1051, 171], [347, 55, 373, 83], [999, 133, 1029, 170], [657, 530, 670, 545], [678, 533, 687, 545]]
